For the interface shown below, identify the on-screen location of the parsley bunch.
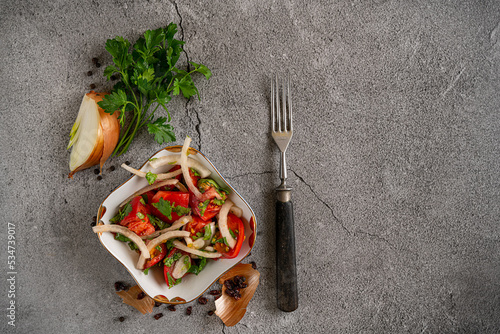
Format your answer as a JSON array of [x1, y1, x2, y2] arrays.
[[98, 23, 211, 156]]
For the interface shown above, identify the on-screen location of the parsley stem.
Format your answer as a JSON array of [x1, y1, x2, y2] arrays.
[[113, 113, 138, 156]]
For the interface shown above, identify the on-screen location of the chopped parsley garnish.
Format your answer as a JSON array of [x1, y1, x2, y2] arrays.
[[136, 212, 145, 219], [203, 225, 212, 240], [190, 168, 200, 177], [147, 214, 169, 230], [143, 268, 149, 275], [198, 199, 210, 216], [110, 202, 132, 223], [229, 228, 236, 239], [152, 198, 191, 220], [145, 171, 158, 185], [187, 257, 207, 275]]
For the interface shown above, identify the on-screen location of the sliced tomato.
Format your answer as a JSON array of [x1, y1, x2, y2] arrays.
[[189, 194, 216, 221], [141, 190, 156, 205], [149, 191, 190, 223], [120, 196, 155, 236], [185, 216, 211, 238], [213, 213, 245, 259], [144, 243, 167, 269]]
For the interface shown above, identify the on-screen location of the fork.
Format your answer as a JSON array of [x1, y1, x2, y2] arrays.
[[271, 73, 298, 312]]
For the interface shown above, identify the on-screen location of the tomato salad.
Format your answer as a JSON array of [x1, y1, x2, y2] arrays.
[[93, 137, 245, 288]]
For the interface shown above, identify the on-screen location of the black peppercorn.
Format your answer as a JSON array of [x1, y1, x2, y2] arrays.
[[137, 292, 145, 300], [167, 305, 176, 311], [153, 313, 163, 320], [118, 316, 125, 322], [198, 297, 208, 305], [87, 70, 93, 76], [186, 306, 192, 315], [90, 83, 96, 89]]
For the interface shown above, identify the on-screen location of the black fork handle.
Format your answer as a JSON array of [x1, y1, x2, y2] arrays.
[[276, 196, 298, 312]]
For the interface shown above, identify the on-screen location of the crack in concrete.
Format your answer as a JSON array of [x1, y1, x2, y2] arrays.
[[171, 0, 191, 70], [171, 1, 200, 149], [289, 169, 350, 235], [354, 230, 397, 251]]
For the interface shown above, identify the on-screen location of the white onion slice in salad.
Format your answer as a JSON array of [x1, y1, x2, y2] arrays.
[[171, 255, 191, 279], [217, 199, 237, 249], [119, 179, 179, 208], [229, 206, 243, 218], [192, 238, 205, 249], [172, 240, 223, 258], [141, 216, 192, 240], [180, 137, 203, 199], [92, 225, 150, 259], [121, 163, 183, 180], [149, 155, 211, 178]]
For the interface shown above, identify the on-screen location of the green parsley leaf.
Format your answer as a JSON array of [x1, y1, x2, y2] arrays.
[[198, 199, 210, 216], [229, 228, 236, 239], [187, 257, 207, 275], [190, 168, 200, 177], [141, 194, 149, 204], [145, 171, 158, 185], [136, 212, 145, 219], [189, 61, 212, 80], [110, 202, 132, 223], [172, 205, 191, 217], [146, 117, 176, 145], [143, 268, 149, 275], [98, 24, 210, 156], [149, 158, 158, 162], [213, 198, 225, 206], [155, 245, 162, 252], [128, 242, 139, 251], [114, 233, 131, 242], [152, 198, 173, 220], [203, 225, 212, 240]]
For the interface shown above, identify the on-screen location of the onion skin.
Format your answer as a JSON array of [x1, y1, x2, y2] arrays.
[[68, 91, 120, 178]]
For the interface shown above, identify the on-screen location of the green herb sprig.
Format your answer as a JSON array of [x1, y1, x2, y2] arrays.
[[98, 23, 211, 156]]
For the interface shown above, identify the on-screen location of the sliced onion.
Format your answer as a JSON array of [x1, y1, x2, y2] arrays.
[[92, 224, 150, 259], [140, 216, 192, 240], [229, 206, 243, 218], [204, 246, 215, 252], [68, 92, 119, 178], [175, 182, 188, 192], [144, 231, 190, 254], [218, 199, 236, 249], [172, 240, 222, 258], [180, 137, 203, 199], [149, 155, 211, 178], [121, 164, 183, 180], [192, 238, 205, 249], [120, 179, 179, 208], [171, 255, 191, 279]]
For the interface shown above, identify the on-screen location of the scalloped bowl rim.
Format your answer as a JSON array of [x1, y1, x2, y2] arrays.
[[96, 146, 257, 304]]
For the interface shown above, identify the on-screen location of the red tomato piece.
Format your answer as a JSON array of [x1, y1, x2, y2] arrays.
[[143, 243, 167, 269], [149, 191, 190, 223], [213, 213, 245, 259], [120, 196, 155, 236], [185, 216, 211, 238]]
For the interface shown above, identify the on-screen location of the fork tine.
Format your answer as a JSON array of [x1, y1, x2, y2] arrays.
[[271, 75, 276, 132], [287, 73, 292, 131], [275, 74, 281, 132], [282, 74, 287, 132]]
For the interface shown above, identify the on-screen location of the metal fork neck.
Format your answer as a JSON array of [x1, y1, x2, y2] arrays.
[[276, 151, 292, 202]]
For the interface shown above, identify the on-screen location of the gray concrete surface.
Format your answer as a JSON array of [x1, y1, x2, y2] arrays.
[[1, 0, 500, 333]]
